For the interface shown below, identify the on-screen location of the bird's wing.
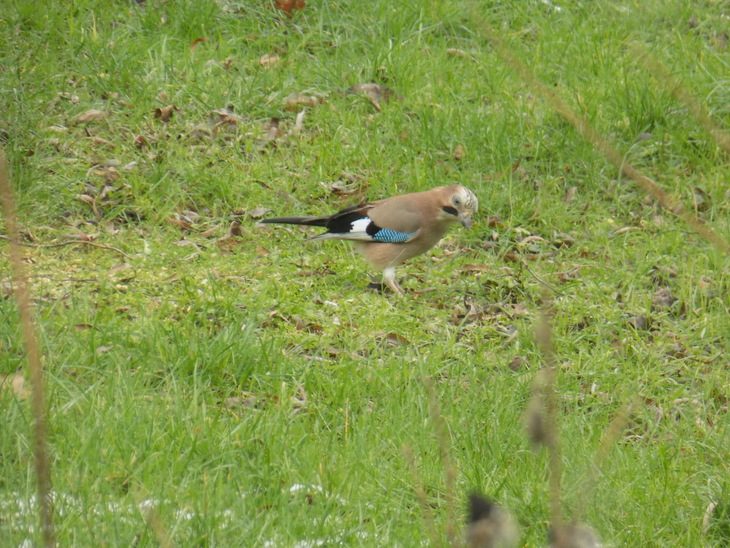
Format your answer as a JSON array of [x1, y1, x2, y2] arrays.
[[309, 201, 421, 243]]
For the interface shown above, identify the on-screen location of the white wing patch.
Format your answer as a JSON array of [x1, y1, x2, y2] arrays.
[[349, 218, 372, 236]]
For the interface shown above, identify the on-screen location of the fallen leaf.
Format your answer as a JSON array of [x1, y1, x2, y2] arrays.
[[224, 220, 244, 237], [508, 356, 525, 371], [327, 180, 359, 196], [154, 105, 177, 122], [383, 333, 411, 346], [75, 109, 108, 124], [259, 53, 281, 69], [274, 0, 306, 14], [283, 92, 322, 111], [0, 370, 30, 399], [446, 48, 468, 58], [96, 345, 114, 356], [166, 216, 192, 230], [133, 135, 150, 149], [189, 37, 209, 52], [564, 186, 577, 203], [291, 315, 322, 333], [453, 144, 465, 160], [627, 314, 649, 330], [652, 287, 677, 309], [613, 226, 641, 236], [347, 83, 399, 111], [293, 110, 306, 134], [216, 238, 239, 252], [247, 207, 270, 219], [255, 117, 280, 147]]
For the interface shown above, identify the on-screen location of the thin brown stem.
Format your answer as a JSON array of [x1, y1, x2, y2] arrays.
[[424, 378, 461, 547], [631, 42, 730, 155], [0, 151, 55, 547], [534, 303, 564, 533], [470, 9, 730, 255]]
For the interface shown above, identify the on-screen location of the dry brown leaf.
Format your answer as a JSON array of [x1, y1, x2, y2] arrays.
[[488, 215, 502, 228], [87, 136, 116, 148], [189, 37, 209, 52], [247, 206, 270, 219], [627, 314, 649, 330], [453, 144, 465, 160], [292, 315, 322, 333], [283, 92, 322, 111], [166, 216, 192, 230], [0, 370, 30, 400], [613, 226, 640, 236], [347, 83, 399, 111], [274, 0, 306, 14], [75, 109, 108, 124], [446, 48, 468, 58], [256, 117, 280, 146], [376, 332, 409, 347], [154, 105, 177, 123], [225, 220, 243, 237], [216, 237, 240, 253], [76, 194, 95, 205], [564, 186, 577, 203], [134, 135, 150, 149], [508, 356, 525, 371], [293, 109, 306, 134], [462, 264, 490, 273], [259, 53, 281, 69], [198, 226, 218, 238], [652, 287, 677, 309]]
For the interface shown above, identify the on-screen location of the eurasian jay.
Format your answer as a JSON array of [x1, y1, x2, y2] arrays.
[[260, 184, 478, 295]]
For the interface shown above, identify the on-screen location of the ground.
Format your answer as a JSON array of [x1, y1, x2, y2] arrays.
[[1, 1, 729, 546]]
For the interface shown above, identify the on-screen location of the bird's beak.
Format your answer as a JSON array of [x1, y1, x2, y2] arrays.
[[458, 213, 472, 229]]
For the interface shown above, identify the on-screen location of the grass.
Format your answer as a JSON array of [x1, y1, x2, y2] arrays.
[[1, 0, 729, 546]]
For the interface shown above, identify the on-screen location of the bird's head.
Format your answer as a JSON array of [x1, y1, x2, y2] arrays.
[[443, 185, 478, 229]]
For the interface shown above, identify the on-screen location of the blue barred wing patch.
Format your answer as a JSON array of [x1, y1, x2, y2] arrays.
[[373, 227, 417, 243]]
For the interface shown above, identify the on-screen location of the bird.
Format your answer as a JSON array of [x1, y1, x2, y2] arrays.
[[260, 184, 478, 295]]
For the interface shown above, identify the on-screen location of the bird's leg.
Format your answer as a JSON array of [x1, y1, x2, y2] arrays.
[[382, 267, 404, 296]]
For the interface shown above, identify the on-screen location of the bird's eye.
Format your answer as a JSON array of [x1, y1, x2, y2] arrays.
[[452, 196, 461, 206]]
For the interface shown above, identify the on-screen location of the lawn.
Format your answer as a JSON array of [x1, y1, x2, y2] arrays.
[[1, 0, 729, 546]]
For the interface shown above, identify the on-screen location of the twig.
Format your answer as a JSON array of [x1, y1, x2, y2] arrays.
[[470, 8, 730, 255], [519, 258, 562, 295], [43, 240, 129, 258], [0, 235, 130, 259], [424, 378, 461, 547], [534, 300, 564, 535], [0, 151, 56, 547]]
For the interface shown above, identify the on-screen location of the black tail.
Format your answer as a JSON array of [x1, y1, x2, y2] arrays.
[[259, 215, 331, 227]]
